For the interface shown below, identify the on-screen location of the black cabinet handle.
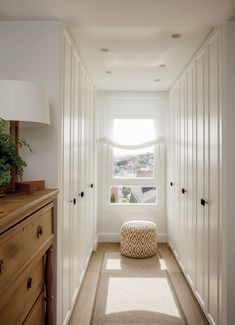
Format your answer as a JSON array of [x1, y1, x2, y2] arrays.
[[170, 182, 173, 187], [69, 198, 77, 205], [182, 188, 187, 194], [89, 184, 94, 189], [201, 198, 208, 206], [79, 191, 84, 198]]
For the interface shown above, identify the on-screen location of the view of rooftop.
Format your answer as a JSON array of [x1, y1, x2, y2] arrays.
[[113, 150, 154, 178]]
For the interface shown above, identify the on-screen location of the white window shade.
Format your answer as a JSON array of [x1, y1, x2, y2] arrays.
[[98, 136, 164, 150]]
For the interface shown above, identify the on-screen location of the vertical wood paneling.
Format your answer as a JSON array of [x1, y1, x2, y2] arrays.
[[62, 35, 72, 322], [208, 30, 221, 325], [195, 49, 207, 307], [180, 79, 185, 267], [167, 29, 222, 325], [186, 64, 194, 286]]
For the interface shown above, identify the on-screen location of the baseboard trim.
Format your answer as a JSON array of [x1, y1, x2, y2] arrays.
[[98, 232, 167, 243]]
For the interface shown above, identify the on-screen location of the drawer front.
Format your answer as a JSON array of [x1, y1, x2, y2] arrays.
[[0, 204, 53, 290], [23, 290, 45, 325], [0, 259, 44, 325]]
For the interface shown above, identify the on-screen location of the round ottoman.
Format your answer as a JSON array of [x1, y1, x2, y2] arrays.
[[120, 220, 157, 258]]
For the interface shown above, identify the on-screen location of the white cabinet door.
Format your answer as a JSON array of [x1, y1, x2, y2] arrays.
[[195, 47, 209, 309], [62, 34, 73, 323], [179, 77, 187, 269], [168, 89, 176, 247], [186, 63, 196, 288], [207, 30, 221, 325]]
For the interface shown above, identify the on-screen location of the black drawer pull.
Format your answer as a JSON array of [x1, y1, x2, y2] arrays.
[[90, 184, 94, 189], [0, 260, 4, 274], [79, 191, 84, 198], [37, 225, 43, 238], [27, 277, 33, 290], [182, 188, 187, 194], [170, 182, 173, 187]]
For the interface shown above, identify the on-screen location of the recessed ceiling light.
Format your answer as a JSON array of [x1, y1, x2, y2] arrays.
[[105, 70, 112, 74], [155, 79, 161, 82], [171, 33, 181, 39], [159, 64, 166, 68], [100, 48, 109, 52]]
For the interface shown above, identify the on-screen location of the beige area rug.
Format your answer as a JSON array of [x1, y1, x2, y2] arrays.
[[90, 252, 187, 325]]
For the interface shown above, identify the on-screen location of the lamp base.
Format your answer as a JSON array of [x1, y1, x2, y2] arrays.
[[15, 180, 45, 194]]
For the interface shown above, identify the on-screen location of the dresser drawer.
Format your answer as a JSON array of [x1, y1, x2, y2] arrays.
[[0, 203, 53, 291], [0, 259, 44, 324], [23, 290, 45, 325]]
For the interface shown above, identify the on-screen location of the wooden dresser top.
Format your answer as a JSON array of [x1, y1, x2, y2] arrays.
[[0, 189, 59, 234]]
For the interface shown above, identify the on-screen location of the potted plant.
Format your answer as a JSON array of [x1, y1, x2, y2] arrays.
[[0, 118, 31, 197]]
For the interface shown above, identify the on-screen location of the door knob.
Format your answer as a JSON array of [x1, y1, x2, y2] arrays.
[[79, 191, 85, 198], [69, 198, 77, 205], [201, 198, 208, 206]]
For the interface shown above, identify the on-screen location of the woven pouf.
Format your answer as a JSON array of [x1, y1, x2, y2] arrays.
[[120, 220, 157, 258]]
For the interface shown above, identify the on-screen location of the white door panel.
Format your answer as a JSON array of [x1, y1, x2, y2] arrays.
[[62, 35, 72, 322], [208, 31, 221, 325]]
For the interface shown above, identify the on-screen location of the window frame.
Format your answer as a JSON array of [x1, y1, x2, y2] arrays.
[[102, 102, 164, 210]]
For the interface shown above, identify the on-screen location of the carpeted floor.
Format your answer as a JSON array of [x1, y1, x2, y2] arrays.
[[90, 251, 187, 325]]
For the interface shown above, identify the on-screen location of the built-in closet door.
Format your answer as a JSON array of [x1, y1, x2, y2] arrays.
[[69, 50, 83, 308], [168, 89, 176, 248], [195, 47, 209, 309], [179, 76, 187, 269], [87, 81, 96, 249], [175, 85, 181, 258], [185, 63, 196, 288], [62, 33, 73, 323], [207, 30, 221, 325]]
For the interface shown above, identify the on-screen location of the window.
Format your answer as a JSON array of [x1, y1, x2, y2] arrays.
[[110, 186, 157, 204], [109, 117, 158, 205]]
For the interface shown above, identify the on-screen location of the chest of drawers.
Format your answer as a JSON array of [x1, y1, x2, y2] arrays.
[[0, 189, 58, 325]]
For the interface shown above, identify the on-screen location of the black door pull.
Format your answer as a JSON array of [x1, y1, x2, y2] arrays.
[[201, 198, 208, 206], [170, 182, 173, 187], [80, 191, 84, 198], [182, 188, 187, 194]]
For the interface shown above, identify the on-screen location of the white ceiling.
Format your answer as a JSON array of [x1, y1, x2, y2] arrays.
[[0, 0, 234, 90]]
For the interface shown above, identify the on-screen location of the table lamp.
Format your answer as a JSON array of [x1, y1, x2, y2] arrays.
[[0, 80, 50, 193]]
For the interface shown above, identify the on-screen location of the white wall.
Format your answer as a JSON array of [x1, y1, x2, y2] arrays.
[[0, 21, 62, 187], [97, 91, 169, 242]]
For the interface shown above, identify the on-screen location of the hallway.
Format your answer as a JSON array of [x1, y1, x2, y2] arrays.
[[69, 244, 208, 325]]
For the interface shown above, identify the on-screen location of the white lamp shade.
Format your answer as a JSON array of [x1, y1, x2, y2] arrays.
[[0, 80, 50, 127]]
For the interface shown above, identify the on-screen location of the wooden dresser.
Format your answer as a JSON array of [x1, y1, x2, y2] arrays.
[[0, 189, 58, 325]]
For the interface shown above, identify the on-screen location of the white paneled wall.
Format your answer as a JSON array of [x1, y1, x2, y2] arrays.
[[168, 29, 222, 324]]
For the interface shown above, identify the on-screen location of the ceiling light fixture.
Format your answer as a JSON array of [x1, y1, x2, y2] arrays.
[[100, 48, 109, 52], [159, 64, 166, 68], [155, 79, 161, 82], [171, 33, 181, 39], [105, 70, 112, 74]]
